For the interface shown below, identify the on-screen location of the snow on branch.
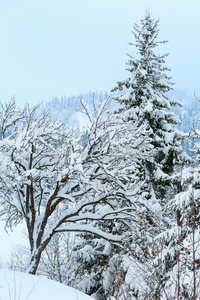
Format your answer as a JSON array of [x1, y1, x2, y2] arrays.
[[0, 97, 153, 274]]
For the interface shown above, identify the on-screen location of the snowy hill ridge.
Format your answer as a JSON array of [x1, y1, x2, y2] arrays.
[[0, 269, 92, 300]]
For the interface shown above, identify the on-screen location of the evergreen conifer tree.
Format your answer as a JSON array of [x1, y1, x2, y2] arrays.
[[157, 107, 200, 298], [110, 10, 191, 298], [112, 10, 189, 202], [158, 164, 200, 299]]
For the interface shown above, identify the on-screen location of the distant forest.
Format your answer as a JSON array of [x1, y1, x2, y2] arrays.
[[41, 88, 200, 139]]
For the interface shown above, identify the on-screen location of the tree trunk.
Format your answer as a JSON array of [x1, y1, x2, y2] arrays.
[[26, 248, 42, 275]]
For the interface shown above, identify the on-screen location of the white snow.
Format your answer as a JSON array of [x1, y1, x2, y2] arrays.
[[0, 222, 27, 261], [0, 269, 93, 300]]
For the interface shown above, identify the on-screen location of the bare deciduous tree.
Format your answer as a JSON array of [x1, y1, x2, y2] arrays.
[[0, 98, 151, 275]]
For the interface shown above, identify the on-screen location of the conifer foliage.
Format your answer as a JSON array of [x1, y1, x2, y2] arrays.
[[157, 117, 200, 299], [112, 10, 189, 201], [110, 11, 190, 299]]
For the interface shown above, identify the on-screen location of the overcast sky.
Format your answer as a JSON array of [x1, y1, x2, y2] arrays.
[[0, 0, 199, 106]]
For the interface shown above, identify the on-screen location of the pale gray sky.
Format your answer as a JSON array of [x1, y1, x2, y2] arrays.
[[0, 0, 199, 106]]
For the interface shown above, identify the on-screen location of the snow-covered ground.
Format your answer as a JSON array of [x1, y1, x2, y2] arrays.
[[0, 269, 92, 300]]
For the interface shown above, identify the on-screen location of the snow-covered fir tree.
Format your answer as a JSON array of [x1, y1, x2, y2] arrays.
[[157, 100, 200, 299], [157, 166, 200, 299], [112, 10, 189, 200], [109, 10, 190, 298]]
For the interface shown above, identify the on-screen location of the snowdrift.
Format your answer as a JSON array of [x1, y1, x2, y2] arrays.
[[0, 269, 92, 300]]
